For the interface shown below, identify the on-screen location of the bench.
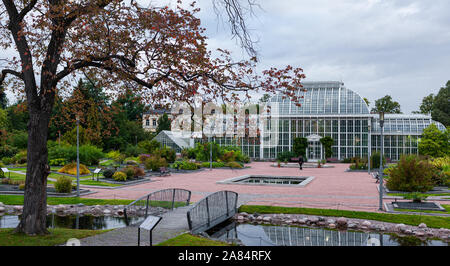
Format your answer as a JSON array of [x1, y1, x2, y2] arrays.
[[1, 168, 10, 179], [158, 167, 171, 177], [290, 157, 299, 162], [92, 168, 102, 181]]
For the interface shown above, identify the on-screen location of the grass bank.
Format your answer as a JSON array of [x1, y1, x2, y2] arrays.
[[238, 205, 450, 229], [0, 228, 110, 246], [157, 233, 230, 246], [0, 195, 134, 206]]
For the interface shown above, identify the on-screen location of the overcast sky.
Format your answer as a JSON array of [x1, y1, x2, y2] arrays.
[[189, 0, 450, 114], [3, 0, 449, 114]]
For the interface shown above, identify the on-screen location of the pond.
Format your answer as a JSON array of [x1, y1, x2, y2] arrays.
[[0, 214, 143, 230], [206, 222, 449, 246]]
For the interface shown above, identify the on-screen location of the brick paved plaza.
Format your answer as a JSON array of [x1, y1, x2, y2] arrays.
[[83, 163, 384, 212]]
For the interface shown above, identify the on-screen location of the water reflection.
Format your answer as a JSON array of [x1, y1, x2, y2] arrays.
[[0, 215, 143, 230], [207, 222, 449, 247]]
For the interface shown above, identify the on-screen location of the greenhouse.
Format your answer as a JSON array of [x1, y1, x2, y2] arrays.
[[154, 81, 446, 161]]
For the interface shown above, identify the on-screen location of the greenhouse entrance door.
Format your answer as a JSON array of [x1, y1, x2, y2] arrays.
[[306, 134, 322, 162]]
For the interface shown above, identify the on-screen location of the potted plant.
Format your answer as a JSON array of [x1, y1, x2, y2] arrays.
[[277, 160, 281, 168], [284, 159, 288, 165], [317, 160, 321, 168]]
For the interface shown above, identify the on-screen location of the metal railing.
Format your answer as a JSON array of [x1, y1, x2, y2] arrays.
[[123, 188, 191, 225], [187, 190, 238, 234]]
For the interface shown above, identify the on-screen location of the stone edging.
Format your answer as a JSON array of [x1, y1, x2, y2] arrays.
[[234, 212, 450, 241]]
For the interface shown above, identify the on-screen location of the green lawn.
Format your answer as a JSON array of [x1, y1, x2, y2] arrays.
[[0, 228, 110, 246], [0, 195, 134, 206], [238, 205, 450, 229], [157, 233, 230, 246]]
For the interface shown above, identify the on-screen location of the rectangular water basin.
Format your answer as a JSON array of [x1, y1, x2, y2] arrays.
[[217, 175, 314, 187]]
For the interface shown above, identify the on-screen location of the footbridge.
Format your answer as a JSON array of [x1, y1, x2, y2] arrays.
[[187, 190, 238, 234]]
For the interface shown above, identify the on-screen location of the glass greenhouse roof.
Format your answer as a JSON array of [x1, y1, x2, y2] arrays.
[[269, 81, 370, 116]]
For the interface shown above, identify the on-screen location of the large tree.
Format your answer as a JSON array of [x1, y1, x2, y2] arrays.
[[371, 95, 402, 114], [0, 0, 305, 235], [413, 93, 434, 115], [431, 81, 450, 127]]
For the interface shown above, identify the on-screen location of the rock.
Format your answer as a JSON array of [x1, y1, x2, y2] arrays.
[[362, 221, 371, 227], [318, 217, 325, 222], [14, 206, 23, 211], [418, 223, 427, 229], [103, 209, 111, 214], [240, 212, 249, 217], [237, 215, 245, 221], [298, 218, 307, 224], [292, 219, 298, 223], [256, 216, 263, 221], [404, 229, 412, 235], [395, 224, 406, 232], [285, 220, 293, 224], [248, 215, 255, 221], [309, 217, 319, 223], [326, 219, 336, 224], [329, 224, 336, 229], [348, 223, 357, 228], [379, 226, 386, 231], [0, 202, 4, 206], [415, 231, 425, 237], [336, 217, 347, 227], [262, 216, 271, 222], [0, 206, 5, 212]]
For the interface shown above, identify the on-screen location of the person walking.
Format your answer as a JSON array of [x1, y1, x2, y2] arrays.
[[298, 155, 304, 170]]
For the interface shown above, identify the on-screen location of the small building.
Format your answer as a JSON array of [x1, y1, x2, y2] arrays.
[[153, 130, 192, 153]]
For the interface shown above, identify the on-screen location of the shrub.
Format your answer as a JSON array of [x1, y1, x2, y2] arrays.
[[12, 150, 27, 164], [171, 160, 199, 170], [48, 144, 104, 166], [137, 140, 161, 154], [58, 162, 91, 175], [124, 157, 139, 165], [0, 144, 18, 159], [1, 157, 13, 165], [18, 183, 25, 190], [276, 151, 297, 162], [370, 152, 386, 169], [138, 154, 151, 164], [54, 176, 73, 193], [1, 178, 10, 184], [155, 146, 176, 163], [102, 168, 116, 179], [144, 156, 167, 171], [133, 167, 145, 177], [386, 155, 435, 192], [106, 150, 122, 161], [0, 169, 4, 179], [112, 171, 127, 181], [124, 145, 145, 157], [226, 161, 243, 169], [121, 166, 135, 179], [349, 157, 368, 170], [200, 161, 225, 168], [49, 158, 67, 166], [9, 131, 28, 149]]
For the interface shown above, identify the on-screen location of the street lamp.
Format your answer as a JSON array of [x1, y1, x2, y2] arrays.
[[378, 112, 385, 211], [76, 114, 80, 197], [368, 119, 372, 174]]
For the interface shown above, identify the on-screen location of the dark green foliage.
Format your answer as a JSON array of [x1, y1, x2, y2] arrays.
[[49, 158, 67, 166], [47, 142, 104, 166], [54, 176, 73, 193], [155, 146, 176, 163], [156, 113, 171, 134], [171, 160, 199, 170], [418, 124, 449, 157], [102, 169, 116, 179], [292, 137, 307, 157], [200, 161, 226, 168], [371, 95, 402, 114], [319, 136, 333, 159], [137, 139, 161, 154], [124, 145, 145, 157], [386, 155, 435, 192], [7, 131, 28, 149], [403, 192, 429, 203], [226, 161, 243, 168], [276, 151, 297, 162], [431, 81, 450, 127], [121, 166, 135, 179], [0, 145, 18, 159], [370, 152, 386, 169]]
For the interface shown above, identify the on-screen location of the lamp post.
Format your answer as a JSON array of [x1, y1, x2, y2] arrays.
[[378, 112, 385, 211], [209, 122, 215, 171], [368, 119, 371, 174], [76, 114, 80, 197]]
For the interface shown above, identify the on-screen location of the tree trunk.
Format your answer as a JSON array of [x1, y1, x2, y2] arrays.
[[15, 110, 51, 235]]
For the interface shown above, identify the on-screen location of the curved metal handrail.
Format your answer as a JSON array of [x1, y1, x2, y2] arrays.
[[187, 190, 238, 234], [123, 188, 191, 225]]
